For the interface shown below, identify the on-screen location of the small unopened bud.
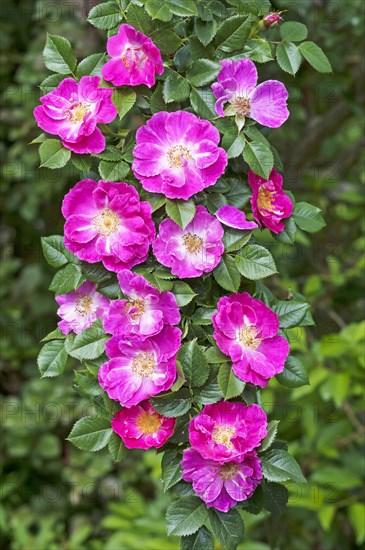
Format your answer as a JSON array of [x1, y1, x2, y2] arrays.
[[261, 12, 282, 29]]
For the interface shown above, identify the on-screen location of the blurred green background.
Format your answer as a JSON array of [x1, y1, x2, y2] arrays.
[[1, 0, 364, 549]]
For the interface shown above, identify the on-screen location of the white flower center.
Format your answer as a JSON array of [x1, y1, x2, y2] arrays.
[[232, 96, 251, 117], [183, 232, 203, 254], [131, 352, 156, 378], [66, 101, 90, 123], [93, 208, 120, 236], [212, 424, 236, 448], [125, 298, 146, 320], [167, 145, 192, 168], [237, 324, 261, 350], [74, 294, 93, 316]]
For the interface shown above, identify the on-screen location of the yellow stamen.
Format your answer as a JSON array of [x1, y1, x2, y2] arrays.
[[125, 298, 145, 320], [212, 424, 236, 448], [75, 294, 93, 316], [219, 463, 241, 480], [238, 324, 261, 350], [93, 208, 120, 236], [131, 352, 156, 378], [183, 232, 203, 254], [136, 410, 162, 435], [167, 145, 192, 168], [257, 187, 274, 211], [66, 102, 90, 123], [233, 97, 251, 117]]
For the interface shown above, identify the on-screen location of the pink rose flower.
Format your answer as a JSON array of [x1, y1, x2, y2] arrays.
[[102, 24, 164, 88], [153, 205, 224, 278], [212, 292, 290, 388], [248, 168, 293, 234], [215, 205, 258, 230], [262, 12, 282, 28], [98, 325, 181, 407], [181, 448, 262, 512], [132, 111, 228, 200], [111, 400, 175, 450], [33, 76, 117, 154], [62, 179, 155, 273], [55, 280, 110, 335], [103, 269, 180, 339], [188, 401, 267, 463], [211, 58, 289, 128]]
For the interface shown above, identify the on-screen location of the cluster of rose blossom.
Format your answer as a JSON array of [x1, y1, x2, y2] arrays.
[[36, 23, 293, 512]]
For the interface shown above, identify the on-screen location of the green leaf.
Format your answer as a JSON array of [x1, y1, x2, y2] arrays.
[[81, 262, 112, 284], [276, 42, 302, 75], [195, 19, 217, 47], [222, 130, 246, 159], [293, 201, 326, 233], [172, 281, 197, 307], [168, 0, 198, 17], [262, 482, 288, 518], [92, 145, 124, 162], [77, 53, 106, 77], [108, 432, 127, 462], [150, 83, 167, 114], [145, 0, 172, 21], [49, 264, 85, 294], [180, 527, 214, 550], [218, 363, 245, 399], [298, 41, 332, 73], [166, 199, 196, 229], [39, 139, 71, 169], [349, 503, 365, 545], [261, 449, 306, 483], [112, 88, 137, 120], [191, 308, 215, 325], [71, 155, 93, 172], [151, 388, 192, 417], [67, 322, 108, 361], [163, 72, 190, 103], [166, 497, 208, 536], [213, 255, 241, 292], [243, 141, 273, 180], [187, 59, 220, 87], [152, 31, 182, 56], [162, 450, 182, 491], [126, 4, 153, 34], [235, 244, 277, 280], [178, 340, 210, 388], [194, 378, 223, 406], [40, 74, 64, 93], [41, 235, 77, 268], [272, 300, 310, 328], [67, 416, 113, 452], [276, 356, 309, 387], [43, 34, 77, 74], [190, 87, 217, 119], [98, 160, 130, 182], [206, 346, 228, 364], [208, 508, 244, 550], [280, 21, 308, 42], [74, 371, 104, 397], [244, 38, 273, 62], [37, 340, 67, 378], [260, 420, 279, 452], [223, 228, 252, 253], [216, 15, 253, 53], [274, 216, 297, 244], [87, 2, 122, 30], [41, 328, 65, 342]]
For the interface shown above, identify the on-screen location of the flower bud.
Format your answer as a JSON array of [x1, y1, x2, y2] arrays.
[[262, 12, 282, 29]]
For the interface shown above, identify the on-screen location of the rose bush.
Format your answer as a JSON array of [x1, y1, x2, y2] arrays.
[[35, 1, 331, 548]]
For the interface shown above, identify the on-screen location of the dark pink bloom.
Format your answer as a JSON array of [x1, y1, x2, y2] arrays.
[[103, 269, 180, 339], [55, 280, 110, 335], [215, 205, 258, 230], [211, 58, 289, 128], [132, 111, 228, 200], [102, 24, 164, 88], [33, 76, 117, 154], [153, 206, 224, 278], [263, 12, 282, 28], [181, 448, 262, 512], [248, 168, 293, 234], [98, 325, 181, 407], [111, 400, 175, 450], [62, 179, 155, 273], [212, 292, 290, 388], [188, 401, 267, 463]]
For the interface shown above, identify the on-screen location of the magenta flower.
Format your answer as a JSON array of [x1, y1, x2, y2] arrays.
[[262, 12, 282, 28], [102, 24, 164, 88], [55, 280, 110, 335], [212, 292, 290, 388], [188, 401, 267, 464], [111, 400, 175, 450], [33, 76, 117, 154], [62, 179, 155, 273], [132, 111, 228, 200], [98, 325, 181, 407], [103, 269, 180, 339], [215, 205, 258, 230], [248, 168, 293, 234], [211, 58, 289, 128], [181, 448, 262, 512], [153, 206, 224, 278]]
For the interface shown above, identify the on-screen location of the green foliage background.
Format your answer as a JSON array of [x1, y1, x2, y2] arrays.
[[1, 0, 364, 549]]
